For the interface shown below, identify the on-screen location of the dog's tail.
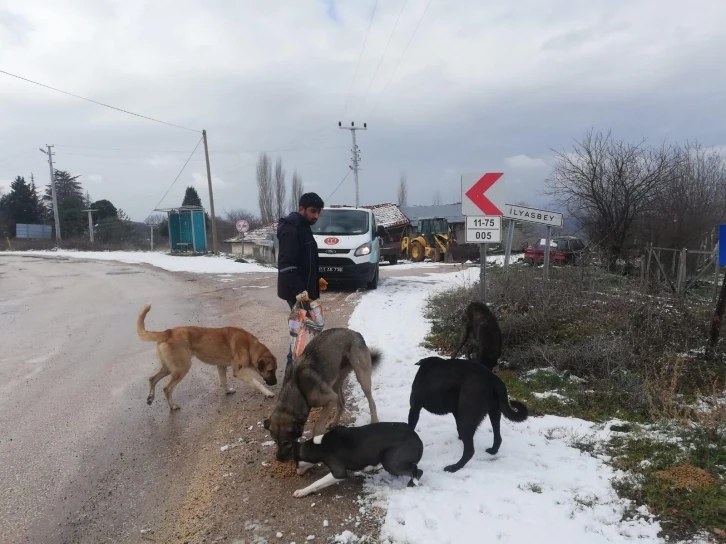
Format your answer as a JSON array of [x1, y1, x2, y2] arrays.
[[493, 376, 528, 422], [369, 348, 383, 369], [136, 304, 172, 342]]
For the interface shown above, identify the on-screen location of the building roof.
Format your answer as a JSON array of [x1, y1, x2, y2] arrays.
[[399, 204, 464, 227], [224, 222, 277, 244], [362, 203, 409, 229]]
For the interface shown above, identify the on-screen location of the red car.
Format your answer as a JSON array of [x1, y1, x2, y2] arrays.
[[524, 236, 587, 265]]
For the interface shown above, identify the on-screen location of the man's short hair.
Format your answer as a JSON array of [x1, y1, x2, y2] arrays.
[[299, 192, 324, 210]]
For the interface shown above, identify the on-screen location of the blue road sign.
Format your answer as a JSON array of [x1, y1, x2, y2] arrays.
[[720, 224, 726, 266]]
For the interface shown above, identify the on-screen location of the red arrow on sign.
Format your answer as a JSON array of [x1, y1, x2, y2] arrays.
[[465, 172, 504, 215]]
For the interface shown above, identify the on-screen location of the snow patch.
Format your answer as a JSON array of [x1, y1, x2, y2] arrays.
[[11, 250, 271, 274], [345, 268, 664, 543]]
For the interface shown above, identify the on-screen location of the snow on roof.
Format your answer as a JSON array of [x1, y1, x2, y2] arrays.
[[362, 203, 409, 229], [242, 222, 278, 244]]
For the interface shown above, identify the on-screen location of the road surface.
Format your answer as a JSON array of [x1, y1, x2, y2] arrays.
[[0, 253, 463, 543]]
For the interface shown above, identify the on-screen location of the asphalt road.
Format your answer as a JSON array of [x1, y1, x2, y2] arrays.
[[0, 254, 276, 543], [0, 254, 463, 543]]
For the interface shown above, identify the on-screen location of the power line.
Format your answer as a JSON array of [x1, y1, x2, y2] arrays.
[[339, 0, 379, 120], [356, 0, 407, 116], [327, 169, 352, 201], [145, 136, 204, 221], [0, 69, 201, 133], [368, 0, 433, 118]]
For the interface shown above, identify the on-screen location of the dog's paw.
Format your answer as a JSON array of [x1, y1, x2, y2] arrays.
[[485, 447, 499, 455], [225, 388, 237, 395], [293, 488, 308, 498], [443, 464, 460, 473], [146, 397, 154, 406], [263, 391, 275, 399], [170, 404, 181, 411]]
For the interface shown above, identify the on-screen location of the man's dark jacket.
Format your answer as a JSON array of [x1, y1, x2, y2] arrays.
[[276, 212, 319, 302]]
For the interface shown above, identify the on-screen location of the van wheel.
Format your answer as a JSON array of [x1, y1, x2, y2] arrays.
[[367, 265, 379, 290], [388, 255, 398, 265]]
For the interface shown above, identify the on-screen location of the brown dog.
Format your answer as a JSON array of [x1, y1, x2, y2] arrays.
[[136, 304, 278, 410], [264, 328, 381, 461]]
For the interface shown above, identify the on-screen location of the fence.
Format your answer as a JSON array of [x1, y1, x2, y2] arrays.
[[643, 243, 719, 300], [15, 223, 52, 240]]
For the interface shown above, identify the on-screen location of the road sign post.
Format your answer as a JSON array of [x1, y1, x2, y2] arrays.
[[462, 173, 506, 303], [543, 226, 552, 281], [236, 220, 250, 234], [501, 204, 563, 280], [503, 219, 515, 274]]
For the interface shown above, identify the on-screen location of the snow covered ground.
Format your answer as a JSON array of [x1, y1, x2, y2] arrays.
[[380, 252, 524, 270], [343, 268, 668, 544], [9, 250, 272, 274]]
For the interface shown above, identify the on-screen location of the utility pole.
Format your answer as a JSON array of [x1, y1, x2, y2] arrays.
[[338, 121, 367, 208], [81, 208, 97, 243], [39, 145, 61, 244], [149, 222, 157, 251], [202, 129, 219, 254]]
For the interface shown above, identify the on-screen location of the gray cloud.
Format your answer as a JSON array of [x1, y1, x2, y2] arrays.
[[1, 0, 725, 221]]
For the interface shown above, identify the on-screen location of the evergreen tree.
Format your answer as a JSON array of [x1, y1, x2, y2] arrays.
[[44, 170, 85, 238], [182, 186, 202, 207], [92, 199, 118, 221], [30, 173, 44, 223]]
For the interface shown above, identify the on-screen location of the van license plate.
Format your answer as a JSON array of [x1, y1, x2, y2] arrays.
[[319, 266, 343, 273]]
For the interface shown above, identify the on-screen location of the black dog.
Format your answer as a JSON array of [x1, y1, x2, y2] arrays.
[[292, 422, 424, 498], [450, 301, 502, 370], [408, 356, 527, 473]]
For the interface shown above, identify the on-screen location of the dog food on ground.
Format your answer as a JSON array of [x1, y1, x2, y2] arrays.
[[654, 465, 715, 489], [261, 460, 298, 478]]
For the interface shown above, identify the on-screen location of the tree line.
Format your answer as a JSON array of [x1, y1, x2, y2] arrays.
[[0, 170, 134, 242], [547, 129, 726, 266], [255, 152, 304, 224]]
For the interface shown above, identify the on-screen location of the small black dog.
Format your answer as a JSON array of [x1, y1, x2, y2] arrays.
[[450, 301, 502, 370], [292, 422, 424, 498], [408, 356, 527, 473]]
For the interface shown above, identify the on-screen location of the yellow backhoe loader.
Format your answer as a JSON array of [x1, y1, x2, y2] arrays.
[[401, 218, 451, 262]]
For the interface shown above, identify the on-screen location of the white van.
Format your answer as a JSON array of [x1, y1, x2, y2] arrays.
[[312, 206, 386, 289]]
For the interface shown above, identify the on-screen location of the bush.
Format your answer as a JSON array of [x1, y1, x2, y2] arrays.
[[424, 265, 725, 420]]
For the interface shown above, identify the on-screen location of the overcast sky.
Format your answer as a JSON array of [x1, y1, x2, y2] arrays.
[[1, 0, 725, 222]]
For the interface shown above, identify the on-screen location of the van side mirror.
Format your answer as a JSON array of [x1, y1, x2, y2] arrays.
[[375, 225, 386, 239]]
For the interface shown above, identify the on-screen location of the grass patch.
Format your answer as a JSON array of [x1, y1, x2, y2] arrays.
[[597, 428, 726, 541]]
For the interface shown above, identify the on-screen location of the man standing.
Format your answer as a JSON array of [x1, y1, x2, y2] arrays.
[[277, 192, 328, 365]]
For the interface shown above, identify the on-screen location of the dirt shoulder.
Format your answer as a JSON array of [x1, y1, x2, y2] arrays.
[[151, 273, 384, 544]]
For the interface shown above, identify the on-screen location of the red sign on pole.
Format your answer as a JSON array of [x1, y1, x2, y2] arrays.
[[461, 173, 505, 216]]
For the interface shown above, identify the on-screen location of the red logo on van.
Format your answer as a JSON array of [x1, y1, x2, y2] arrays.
[[324, 237, 339, 245]]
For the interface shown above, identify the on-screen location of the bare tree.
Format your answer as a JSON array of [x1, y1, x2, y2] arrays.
[[432, 189, 442, 205], [641, 141, 726, 251], [397, 173, 408, 206], [217, 208, 261, 240], [546, 129, 680, 267], [256, 153, 274, 223], [289, 170, 304, 212], [273, 157, 286, 220]]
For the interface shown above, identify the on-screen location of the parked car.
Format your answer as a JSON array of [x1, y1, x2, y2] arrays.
[[523, 236, 588, 265]]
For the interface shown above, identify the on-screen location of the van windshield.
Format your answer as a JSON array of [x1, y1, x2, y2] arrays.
[[312, 209, 369, 236]]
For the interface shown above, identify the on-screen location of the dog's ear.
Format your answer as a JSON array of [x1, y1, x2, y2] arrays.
[[263, 418, 271, 430]]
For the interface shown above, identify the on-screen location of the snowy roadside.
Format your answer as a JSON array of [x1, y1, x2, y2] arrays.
[[342, 268, 669, 544], [6, 249, 272, 274]]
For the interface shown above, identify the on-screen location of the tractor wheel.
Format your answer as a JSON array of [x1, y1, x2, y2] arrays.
[[410, 241, 425, 262], [432, 248, 441, 262]]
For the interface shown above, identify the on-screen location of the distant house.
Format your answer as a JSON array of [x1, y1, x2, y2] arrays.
[[225, 222, 278, 263]]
